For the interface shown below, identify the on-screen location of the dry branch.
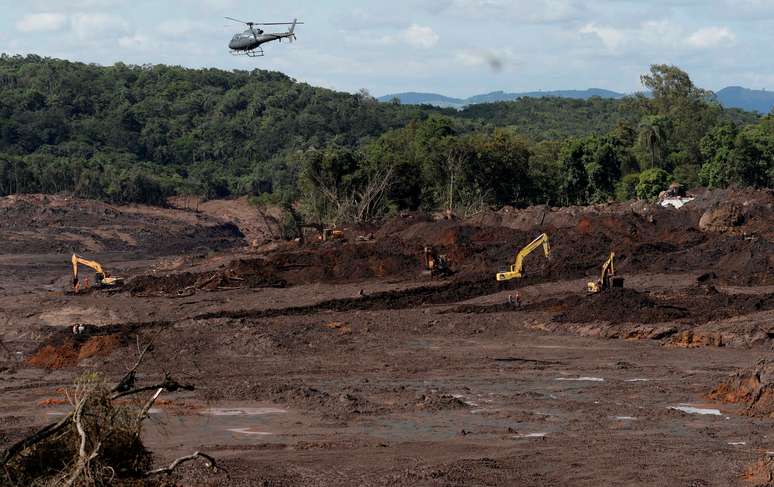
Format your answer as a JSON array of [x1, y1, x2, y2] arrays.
[[0, 336, 216, 486], [145, 451, 221, 477], [0, 413, 72, 467]]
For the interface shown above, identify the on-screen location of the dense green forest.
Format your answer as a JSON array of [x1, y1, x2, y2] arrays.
[[0, 55, 772, 227]]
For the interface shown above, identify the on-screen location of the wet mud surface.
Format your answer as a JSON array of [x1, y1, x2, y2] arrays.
[[2, 190, 774, 485]]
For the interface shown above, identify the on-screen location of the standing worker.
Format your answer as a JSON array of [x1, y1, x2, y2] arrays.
[[507, 291, 522, 307]]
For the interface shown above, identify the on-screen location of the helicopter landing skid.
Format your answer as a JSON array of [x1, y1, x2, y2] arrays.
[[231, 48, 264, 57]]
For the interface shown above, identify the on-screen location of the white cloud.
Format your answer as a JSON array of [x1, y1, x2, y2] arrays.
[[118, 34, 151, 50], [579, 23, 625, 51], [70, 13, 128, 40], [16, 13, 68, 33], [435, 0, 582, 24], [578, 20, 734, 53], [201, 0, 240, 8], [403, 25, 439, 48], [357, 24, 439, 49], [157, 19, 215, 38], [687, 26, 735, 48], [456, 48, 519, 72]]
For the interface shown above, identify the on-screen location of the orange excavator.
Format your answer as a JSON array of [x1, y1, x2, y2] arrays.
[[71, 254, 124, 291]]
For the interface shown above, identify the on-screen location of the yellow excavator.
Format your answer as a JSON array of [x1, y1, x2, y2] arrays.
[[587, 252, 624, 293], [496, 233, 550, 281], [71, 254, 124, 290]]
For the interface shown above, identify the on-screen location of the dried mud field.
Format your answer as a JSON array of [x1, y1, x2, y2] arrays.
[[1, 190, 774, 486]]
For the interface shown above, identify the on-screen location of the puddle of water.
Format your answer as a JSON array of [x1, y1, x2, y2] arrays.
[[201, 407, 288, 417], [669, 405, 722, 416], [625, 378, 650, 382], [615, 416, 636, 420], [728, 441, 746, 446], [228, 428, 275, 436], [513, 432, 548, 438], [555, 377, 605, 382]]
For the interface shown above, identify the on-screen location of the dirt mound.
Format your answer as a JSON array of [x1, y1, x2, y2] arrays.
[[699, 203, 745, 232], [126, 263, 287, 296], [553, 289, 689, 324], [708, 360, 774, 417], [692, 188, 774, 239], [26, 322, 163, 369], [28, 334, 124, 369], [0, 194, 245, 255], [552, 288, 774, 326], [170, 196, 281, 245], [127, 239, 422, 295]]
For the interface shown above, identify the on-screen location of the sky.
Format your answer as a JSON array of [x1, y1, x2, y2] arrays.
[[1, 0, 773, 98]]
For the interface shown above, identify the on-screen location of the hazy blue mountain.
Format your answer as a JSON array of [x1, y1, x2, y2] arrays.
[[380, 87, 774, 113], [715, 87, 774, 114], [376, 92, 465, 108], [379, 88, 626, 108], [466, 88, 626, 104]]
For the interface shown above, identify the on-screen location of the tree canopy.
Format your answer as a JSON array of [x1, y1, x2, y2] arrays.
[[0, 56, 771, 225]]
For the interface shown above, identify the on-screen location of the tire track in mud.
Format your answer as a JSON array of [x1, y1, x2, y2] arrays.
[[26, 278, 526, 366]]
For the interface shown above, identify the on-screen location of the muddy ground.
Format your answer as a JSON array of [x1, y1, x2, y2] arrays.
[[1, 190, 773, 486]]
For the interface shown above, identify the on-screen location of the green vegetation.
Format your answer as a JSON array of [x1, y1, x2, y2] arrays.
[[0, 56, 772, 226]]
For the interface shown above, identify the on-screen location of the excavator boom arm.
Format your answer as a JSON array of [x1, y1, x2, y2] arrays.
[[599, 252, 615, 282], [512, 233, 550, 274], [71, 254, 106, 281], [497, 233, 550, 281]]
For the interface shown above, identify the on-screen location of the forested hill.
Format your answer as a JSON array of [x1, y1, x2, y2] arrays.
[[0, 56, 771, 215], [0, 54, 455, 201]]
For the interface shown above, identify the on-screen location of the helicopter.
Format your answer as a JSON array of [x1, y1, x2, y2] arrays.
[[226, 17, 303, 57]]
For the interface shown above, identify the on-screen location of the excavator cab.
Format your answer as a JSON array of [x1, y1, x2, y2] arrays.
[[587, 252, 624, 293], [322, 228, 345, 242], [496, 233, 550, 282], [423, 246, 451, 278]]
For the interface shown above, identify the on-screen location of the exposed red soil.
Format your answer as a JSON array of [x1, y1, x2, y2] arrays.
[[25, 322, 165, 369], [27, 334, 123, 369], [709, 360, 774, 417]]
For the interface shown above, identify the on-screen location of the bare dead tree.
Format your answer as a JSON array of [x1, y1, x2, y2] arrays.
[[354, 165, 395, 224], [308, 165, 395, 227], [0, 335, 216, 486], [455, 187, 492, 218], [444, 151, 466, 217]]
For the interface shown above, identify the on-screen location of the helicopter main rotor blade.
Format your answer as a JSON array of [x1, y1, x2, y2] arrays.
[[225, 16, 252, 24], [253, 21, 304, 25]]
